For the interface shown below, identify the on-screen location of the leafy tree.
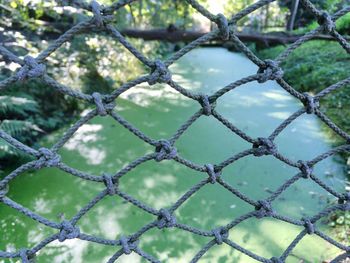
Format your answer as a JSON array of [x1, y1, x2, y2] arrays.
[[278, 0, 348, 30]]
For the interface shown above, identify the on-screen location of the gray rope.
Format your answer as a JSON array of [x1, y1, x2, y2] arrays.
[[34, 147, 61, 169], [215, 14, 230, 40], [148, 59, 172, 85], [91, 0, 104, 27], [16, 56, 46, 81], [58, 220, 80, 242], [0, 0, 349, 262], [257, 59, 283, 83]]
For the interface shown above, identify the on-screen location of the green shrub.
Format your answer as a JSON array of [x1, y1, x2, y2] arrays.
[[328, 210, 350, 244], [336, 13, 350, 35], [0, 79, 79, 167]]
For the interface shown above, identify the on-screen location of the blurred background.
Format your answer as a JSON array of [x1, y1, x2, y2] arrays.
[[0, 0, 349, 262]]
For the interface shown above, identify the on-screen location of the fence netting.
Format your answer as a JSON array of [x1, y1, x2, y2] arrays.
[[1, 0, 350, 262]]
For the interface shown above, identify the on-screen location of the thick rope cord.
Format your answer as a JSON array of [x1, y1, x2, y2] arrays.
[[0, 0, 350, 262]]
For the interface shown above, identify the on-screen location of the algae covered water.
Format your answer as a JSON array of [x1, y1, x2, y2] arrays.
[[0, 48, 347, 262]]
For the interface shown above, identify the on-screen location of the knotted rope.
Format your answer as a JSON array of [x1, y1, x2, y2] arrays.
[[1, 0, 349, 262], [17, 56, 46, 81]]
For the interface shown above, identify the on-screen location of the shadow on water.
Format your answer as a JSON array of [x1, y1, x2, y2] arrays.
[[0, 48, 347, 262]]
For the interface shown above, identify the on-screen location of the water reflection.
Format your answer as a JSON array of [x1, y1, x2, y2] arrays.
[[0, 48, 347, 262]]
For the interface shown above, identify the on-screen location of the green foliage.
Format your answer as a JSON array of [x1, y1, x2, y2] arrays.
[[0, 80, 79, 167], [0, 120, 43, 139], [125, 0, 195, 29], [335, 13, 350, 35], [294, 12, 350, 34], [0, 0, 174, 168], [258, 41, 349, 92], [276, 0, 349, 30], [0, 95, 39, 117], [328, 210, 350, 244], [258, 41, 350, 135], [0, 95, 42, 161], [0, 0, 63, 32]]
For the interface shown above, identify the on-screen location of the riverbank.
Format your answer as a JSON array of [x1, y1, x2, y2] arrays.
[[256, 40, 350, 245], [257, 40, 349, 162]]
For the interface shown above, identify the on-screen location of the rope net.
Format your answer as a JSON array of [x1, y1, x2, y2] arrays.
[[0, 0, 350, 262]]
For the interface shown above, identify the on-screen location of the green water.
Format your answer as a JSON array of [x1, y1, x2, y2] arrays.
[[1, 48, 347, 263]]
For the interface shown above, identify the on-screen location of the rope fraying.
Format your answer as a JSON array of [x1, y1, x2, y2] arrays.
[[302, 93, 319, 114], [34, 148, 61, 169], [91, 0, 104, 27], [257, 59, 283, 83], [155, 139, 177, 162], [253, 137, 277, 156], [297, 160, 313, 179], [17, 56, 46, 81], [255, 200, 274, 218], [215, 14, 230, 40], [212, 227, 228, 245], [157, 209, 176, 229], [205, 164, 220, 184], [103, 173, 116, 195], [302, 218, 315, 234], [119, 236, 137, 255], [58, 220, 80, 242], [148, 59, 172, 85], [318, 12, 336, 33]]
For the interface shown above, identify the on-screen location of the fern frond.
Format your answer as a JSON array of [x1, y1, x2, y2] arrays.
[[0, 96, 39, 117], [0, 120, 44, 139], [0, 140, 22, 159]]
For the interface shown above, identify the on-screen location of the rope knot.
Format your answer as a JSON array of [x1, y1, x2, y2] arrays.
[[19, 248, 34, 263], [302, 93, 319, 114], [253, 137, 277, 156], [270, 257, 283, 263], [302, 217, 315, 234], [157, 209, 176, 229], [91, 0, 104, 27], [35, 148, 61, 169], [103, 173, 116, 196], [17, 56, 46, 81], [257, 59, 283, 83], [318, 12, 336, 33], [215, 13, 230, 40], [148, 59, 172, 85], [58, 220, 80, 242], [119, 236, 137, 255], [0, 184, 9, 199], [297, 160, 313, 179], [205, 164, 220, 184], [212, 227, 228, 245], [199, 94, 214, 116], [92, 92, 115, 116], [155, 139, 177, 162], [255, 200, 274, 218]]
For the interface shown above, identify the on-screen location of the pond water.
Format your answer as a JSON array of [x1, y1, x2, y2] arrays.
[[1, 48, 347, 263]]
